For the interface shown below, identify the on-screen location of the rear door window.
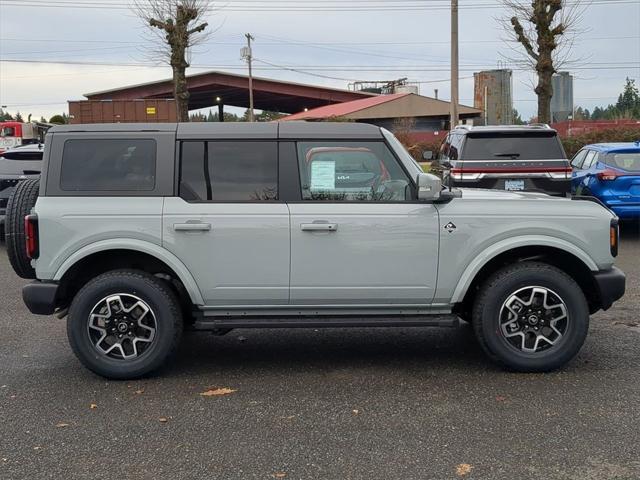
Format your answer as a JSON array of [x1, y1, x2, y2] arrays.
[[462, 133, 565, 160], [582, 150, 598, 170], [180, 141, 278, 202], [60, 139, 156, 191], [296, 141, 411, 201]]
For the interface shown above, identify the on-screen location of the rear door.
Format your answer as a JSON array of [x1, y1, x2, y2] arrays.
[[163, 139, 290, 306], [572, 149, 596, 194], [287, 139, 439, 306]]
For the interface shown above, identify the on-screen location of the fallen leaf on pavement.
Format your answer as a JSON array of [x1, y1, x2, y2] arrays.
[[456, 464, 473, 476], [159, 417, 168, 423], [495, 395, 507, 402], [273, 473, 286, 478], [134, 389, 144, 395], [55, 423, 70, 428], [89, 403, 97, 409], [352, 409, 360, 415], [200, 388, 236, 397]]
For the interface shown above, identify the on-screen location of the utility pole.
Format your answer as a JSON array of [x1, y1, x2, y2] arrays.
[[450, 0, 459, 128], [242, 33, 255, 122]]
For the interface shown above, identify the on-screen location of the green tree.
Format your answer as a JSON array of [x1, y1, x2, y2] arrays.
[[255, 110, 285, 122], [512, 109, 525, 125], [0, 108, 14, 121], [49, 114, 68, 124], [14, 111, 24, 122], [616, 77, 640, 117]]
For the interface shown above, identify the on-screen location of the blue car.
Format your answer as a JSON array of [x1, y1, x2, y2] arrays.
[[571, 142, 640, 220]]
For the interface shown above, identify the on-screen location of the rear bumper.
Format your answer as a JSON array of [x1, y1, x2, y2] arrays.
[[607, 205, 640, 220], [447, 176, 570, 195], [23, 281, 59, 315], [593, 267, 626, 311]]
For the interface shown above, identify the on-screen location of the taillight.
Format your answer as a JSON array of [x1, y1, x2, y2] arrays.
[[610, 219, 619, 257], [597, 169, 623, 181], [24, 214, 39, 259]]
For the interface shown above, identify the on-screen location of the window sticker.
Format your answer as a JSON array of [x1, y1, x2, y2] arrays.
[[310, 160, 336, 190]]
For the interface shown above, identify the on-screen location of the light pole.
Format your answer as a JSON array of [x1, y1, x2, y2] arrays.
[[241, 33, 255, 122], [450, 0, 459, 128]]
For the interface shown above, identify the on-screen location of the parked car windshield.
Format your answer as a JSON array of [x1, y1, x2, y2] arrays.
[[461, 133, 565, 161], [605, 152, 640, 172]]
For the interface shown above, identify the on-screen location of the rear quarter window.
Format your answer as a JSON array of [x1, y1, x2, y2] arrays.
[[60, 139, 156, 191], [461, 133, 565, 160], [606, 152, 640, 172]]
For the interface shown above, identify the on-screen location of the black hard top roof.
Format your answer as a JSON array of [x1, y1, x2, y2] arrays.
[[49, 121, 384, 140]]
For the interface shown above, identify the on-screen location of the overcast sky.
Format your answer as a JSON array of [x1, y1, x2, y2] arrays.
[[0, 0, 639, 120]]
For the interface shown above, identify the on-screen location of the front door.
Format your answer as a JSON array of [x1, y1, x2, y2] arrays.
[[288, 140, 439, 305], [163, 140, 290, 306]]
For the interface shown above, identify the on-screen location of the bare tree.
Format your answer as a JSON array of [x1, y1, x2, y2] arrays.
[[133, 0, 211, 122], [499, 0, 585, 123]]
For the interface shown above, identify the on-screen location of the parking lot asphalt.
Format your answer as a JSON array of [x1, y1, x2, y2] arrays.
[[1, 229, 639, 480]]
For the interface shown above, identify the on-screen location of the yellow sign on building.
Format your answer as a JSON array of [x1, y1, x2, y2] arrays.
[[146, 107, 157, 115]]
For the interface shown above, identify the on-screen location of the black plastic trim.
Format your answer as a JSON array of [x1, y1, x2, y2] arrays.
[[593, 267, 626, 311], [194, 315, 460, 329], [22, 281, 59, 315]]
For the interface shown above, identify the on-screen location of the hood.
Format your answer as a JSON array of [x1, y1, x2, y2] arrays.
[[457, 188, 566, 201]]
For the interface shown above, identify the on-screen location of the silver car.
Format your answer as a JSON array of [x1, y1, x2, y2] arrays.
[[5, 122, 625, 379]]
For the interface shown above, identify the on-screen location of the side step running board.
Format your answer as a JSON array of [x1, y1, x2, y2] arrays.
[[193, 315, 460, 330]]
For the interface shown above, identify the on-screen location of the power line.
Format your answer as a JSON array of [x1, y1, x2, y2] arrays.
[[1, 0, 637, 11], [2, 58, 638, 72]]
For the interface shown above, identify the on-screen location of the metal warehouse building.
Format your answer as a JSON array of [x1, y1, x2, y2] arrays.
[[69, 70, 481, 131]]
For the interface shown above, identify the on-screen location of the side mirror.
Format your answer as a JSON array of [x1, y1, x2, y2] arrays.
[[417, 172, 442, 201], [422, 150, 434, 161]]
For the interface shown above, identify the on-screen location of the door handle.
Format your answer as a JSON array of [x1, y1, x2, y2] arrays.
[[300, 223, 338, 232], [173, 222, 212, 232]]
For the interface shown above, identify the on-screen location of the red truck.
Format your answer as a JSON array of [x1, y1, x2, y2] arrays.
[[0, 121, 44, 154]]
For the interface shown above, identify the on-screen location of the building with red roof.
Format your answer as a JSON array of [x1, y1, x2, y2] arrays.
[[283, 92, 482, 133]]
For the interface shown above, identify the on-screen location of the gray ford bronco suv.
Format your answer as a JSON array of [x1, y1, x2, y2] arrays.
[[6, 122, 625, 379]]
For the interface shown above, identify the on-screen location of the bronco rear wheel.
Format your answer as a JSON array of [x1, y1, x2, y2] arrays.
[[5, 179, 39, 279], [67, 270, 183, 379], [472, 262, 589, 372]]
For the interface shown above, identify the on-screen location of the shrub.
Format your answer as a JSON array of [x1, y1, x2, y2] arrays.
[[562, 127, 640, 157]]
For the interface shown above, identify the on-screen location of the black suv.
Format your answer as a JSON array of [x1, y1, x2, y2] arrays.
[[437, 125, 571, 196], [0, 144, 44, 233]]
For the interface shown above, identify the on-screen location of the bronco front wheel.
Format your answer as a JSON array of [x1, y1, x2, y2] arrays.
[[67, 270, 183, 379], [472, 262, 589, 372]]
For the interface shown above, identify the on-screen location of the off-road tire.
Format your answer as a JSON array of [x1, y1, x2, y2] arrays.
[[5, 179, 39, 279], [472, 262, 589, 372], [67, 270, 183, 380]]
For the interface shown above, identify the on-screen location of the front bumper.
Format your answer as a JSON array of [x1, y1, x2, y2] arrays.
[[23, 281, 59, 315], [593, 267, 626, 311]]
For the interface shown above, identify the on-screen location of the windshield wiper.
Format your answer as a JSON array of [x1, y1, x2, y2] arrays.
[[494, 153, 521, 158]]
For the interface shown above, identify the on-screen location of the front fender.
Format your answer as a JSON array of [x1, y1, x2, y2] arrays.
[[450, 235, 598, 304], [53, 238, 205, 305]]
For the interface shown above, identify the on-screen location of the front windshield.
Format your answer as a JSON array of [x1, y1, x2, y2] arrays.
[[1, 127, 16, 137], [381, 128, 423, 176]]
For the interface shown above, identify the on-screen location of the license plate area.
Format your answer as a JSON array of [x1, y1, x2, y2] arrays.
[[505, 179, 525, 191]]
